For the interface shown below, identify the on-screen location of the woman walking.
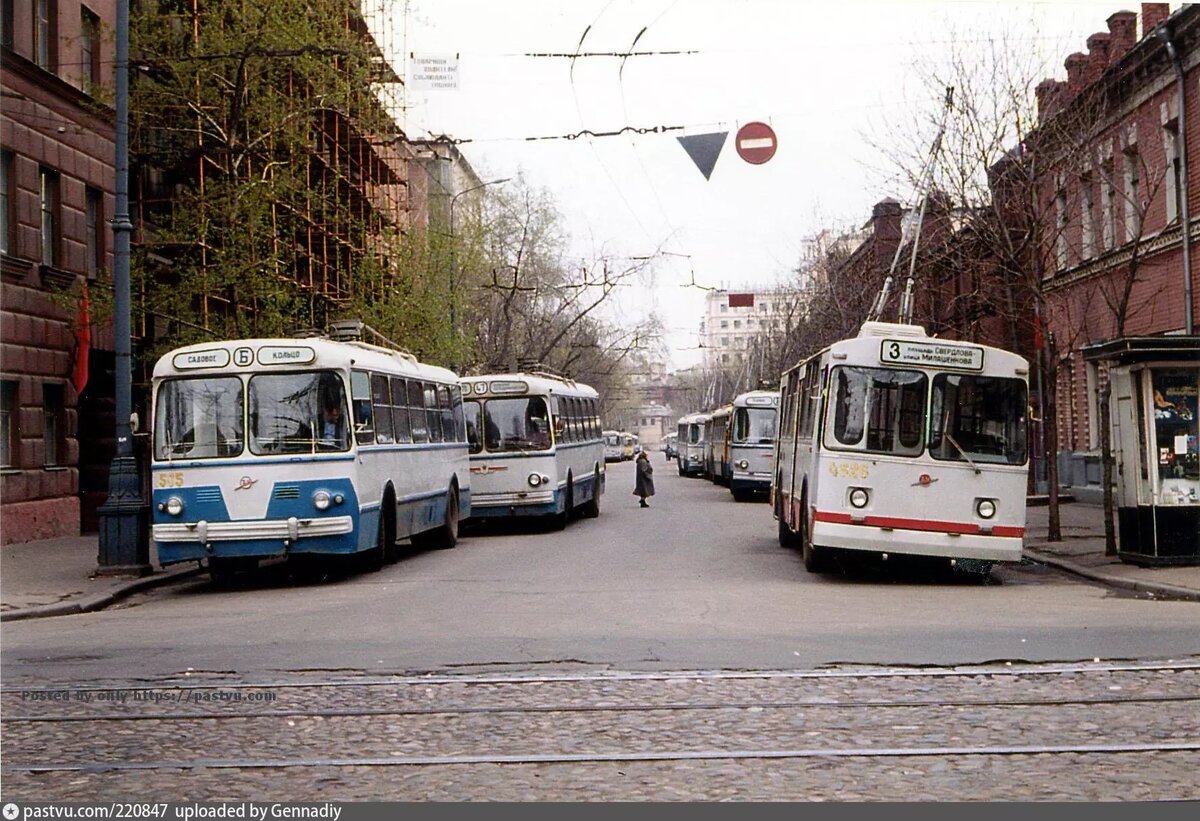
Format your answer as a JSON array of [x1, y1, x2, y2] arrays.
[[634, 450, 655, 508]]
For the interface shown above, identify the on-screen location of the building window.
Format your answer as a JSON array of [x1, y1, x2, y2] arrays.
[[1055, 186, 1068, 271], [733, 320, 741, 329], [86, 187, 103, 277], [34, 0, 57, 72], [1086, 362, 1101, 450], [1080, 172, 1095, 260], [1, 380, 16, 469], [1123, 145, 1141, 242], [1101, 161, 1116, 252], [42, 382, 64, 467], [1165, 121, 1182, 223], [0, 150, 12, 257], [719, 303, 727, 312], [1, 0, 13, 49], [720, 320, 728, 329], [39, 166, 60, 267], [81, 8, 100, 93]]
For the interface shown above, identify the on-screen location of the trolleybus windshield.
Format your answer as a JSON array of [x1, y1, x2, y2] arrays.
[[465, 396, 553, 453], [248, 371, 350, 455], [155, 377, 243, 460], [827, 366, 926, 456], [733, 407, 777, 444], [929, 373, 1028, 465]]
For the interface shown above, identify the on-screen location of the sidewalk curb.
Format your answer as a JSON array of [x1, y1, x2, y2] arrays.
[[1024, 548, 1200, 602], [0, 565, 204, 622]]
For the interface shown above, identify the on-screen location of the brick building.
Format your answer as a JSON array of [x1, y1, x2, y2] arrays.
[[2, 0, 116, 541], [1033, 4, 1200, 495]]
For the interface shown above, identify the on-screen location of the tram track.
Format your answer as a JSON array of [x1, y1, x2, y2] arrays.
[[4, 663, 1198, 798]]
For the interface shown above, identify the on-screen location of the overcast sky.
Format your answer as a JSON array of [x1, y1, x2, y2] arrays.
[[367, 0, 1141, 370]]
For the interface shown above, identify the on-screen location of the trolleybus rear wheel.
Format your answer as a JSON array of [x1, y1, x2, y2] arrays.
[[581, 467, 601, 518], [416, 485, 459, 550]]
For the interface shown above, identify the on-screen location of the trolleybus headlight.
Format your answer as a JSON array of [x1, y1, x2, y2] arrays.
[[737, 459, 750, 470], [313, 490, 332, 511], [848, 487, 870, 509], [165, 496, 184, 517], [976, 498, 997, 519], [528, 473, 542, 487]]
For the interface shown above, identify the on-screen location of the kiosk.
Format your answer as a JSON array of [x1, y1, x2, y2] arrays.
[[1084, 336, 1200, 565]]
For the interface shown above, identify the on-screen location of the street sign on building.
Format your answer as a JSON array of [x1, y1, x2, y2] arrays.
[[735, 122, 777, 165]]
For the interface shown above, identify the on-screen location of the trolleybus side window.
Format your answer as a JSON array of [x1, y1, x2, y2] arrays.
[[351, 370, 374, 445], [929, 373, 1029, 465], [156, 377, 244, 460], [407, 380, 428, 443], [828, 366, 926, 456], [370, 374, 394, 445], [437, 384, 456, 442], [390, 377, 412, 443], [423, 383, 442, 443]]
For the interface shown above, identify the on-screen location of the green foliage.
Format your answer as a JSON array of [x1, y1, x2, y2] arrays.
[[130, 0, 394, 354]]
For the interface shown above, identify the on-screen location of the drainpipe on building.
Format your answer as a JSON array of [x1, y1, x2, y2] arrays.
[[1158, 25, 1195, 335]]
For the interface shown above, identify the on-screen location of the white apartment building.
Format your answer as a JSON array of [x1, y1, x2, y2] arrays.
[[698, 290, 794, 370]]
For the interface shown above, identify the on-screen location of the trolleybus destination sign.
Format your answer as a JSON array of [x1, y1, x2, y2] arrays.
[[880, 339, 984, 371]]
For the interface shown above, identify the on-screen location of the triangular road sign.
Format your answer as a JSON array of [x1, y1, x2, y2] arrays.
[[677, 132, 728, 180]]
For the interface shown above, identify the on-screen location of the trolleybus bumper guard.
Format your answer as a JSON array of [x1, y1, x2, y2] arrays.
[[153, 515, 355, 543], [470, 489, 559, 517], [811, 514, 1024, 563]]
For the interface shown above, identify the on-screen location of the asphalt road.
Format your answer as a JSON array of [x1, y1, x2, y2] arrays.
[[4, 459, 1200, 684]]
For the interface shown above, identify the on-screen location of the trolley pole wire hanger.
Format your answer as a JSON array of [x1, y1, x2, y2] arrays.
[[867, 87, 955, 327]]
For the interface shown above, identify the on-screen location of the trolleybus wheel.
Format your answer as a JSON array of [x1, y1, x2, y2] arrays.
[[381, 488, 398, 564], [800, 502, 830, 574], [552, 480, 573, 531], [581, 468, 601, 518], [416, 485, 459, 550], [359, 517, 385, 573], [777, 495, 800, 548], [678, 461, 686, 476]]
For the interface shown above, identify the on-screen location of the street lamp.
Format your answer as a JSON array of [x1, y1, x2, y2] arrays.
[[96, 0, 150, 575], [448, 178, 509, 364]]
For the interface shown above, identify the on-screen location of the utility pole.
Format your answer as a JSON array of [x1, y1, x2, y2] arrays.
[[96, 0, 150, 576]]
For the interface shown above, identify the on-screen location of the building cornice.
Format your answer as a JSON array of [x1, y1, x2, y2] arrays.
[[1044, 218, 1197, 292]]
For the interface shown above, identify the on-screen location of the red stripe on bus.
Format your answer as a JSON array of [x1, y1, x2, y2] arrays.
[[813, 511, 1024, 538]]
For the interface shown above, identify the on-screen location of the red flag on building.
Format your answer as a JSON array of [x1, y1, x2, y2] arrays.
[[72, 282, 90, 395], [728, 293, 755, 308]]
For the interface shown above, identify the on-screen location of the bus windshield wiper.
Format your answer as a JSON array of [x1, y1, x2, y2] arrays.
[[944, 432, 981, 475]]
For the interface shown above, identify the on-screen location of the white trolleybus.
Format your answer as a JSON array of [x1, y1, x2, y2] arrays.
[[773, 321, 1029, 574], [602, 430, 624, 462], [727, 389, 780, 501], [151, 327, 470, 581], [461, 373, 604, 526], [676, 411, 711, 477], [704, 405, 733, 485]]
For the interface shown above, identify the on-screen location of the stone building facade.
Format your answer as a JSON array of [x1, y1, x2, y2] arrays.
[[2, 0, 117, 541]]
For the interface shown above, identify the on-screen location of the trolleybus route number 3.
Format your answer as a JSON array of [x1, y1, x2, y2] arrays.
[[880, 339, 984, 371]]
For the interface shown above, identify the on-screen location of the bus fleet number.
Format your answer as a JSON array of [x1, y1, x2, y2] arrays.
[[155, 471, 184, 488], [828, 461, 869, 480]]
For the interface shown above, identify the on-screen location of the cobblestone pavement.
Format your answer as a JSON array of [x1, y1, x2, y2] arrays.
[[3, 662, 1199, 800]]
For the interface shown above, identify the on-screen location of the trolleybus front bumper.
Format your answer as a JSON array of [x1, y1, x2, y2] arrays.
[[470, 489, 560, 518], [730, 472, 772, 493], [154, 516, 355, 565], [812, 515, 1023, 563]]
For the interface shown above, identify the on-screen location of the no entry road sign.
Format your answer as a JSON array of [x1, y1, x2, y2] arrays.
[[735, 122, 777, 165]]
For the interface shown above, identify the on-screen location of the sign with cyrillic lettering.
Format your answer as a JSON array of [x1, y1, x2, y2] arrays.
[[880, 339, 984, 371]]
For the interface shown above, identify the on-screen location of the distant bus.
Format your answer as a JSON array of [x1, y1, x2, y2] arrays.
[[728, 390, 780, 501], [773, 321, 1028, 574], [462, 373, 604, 526], [704, 405, 733, 484], [602, 430, 624, 462], [621, 433, 636, 460], [676, 412, 711, 477], [150, 333, 469, 581]]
